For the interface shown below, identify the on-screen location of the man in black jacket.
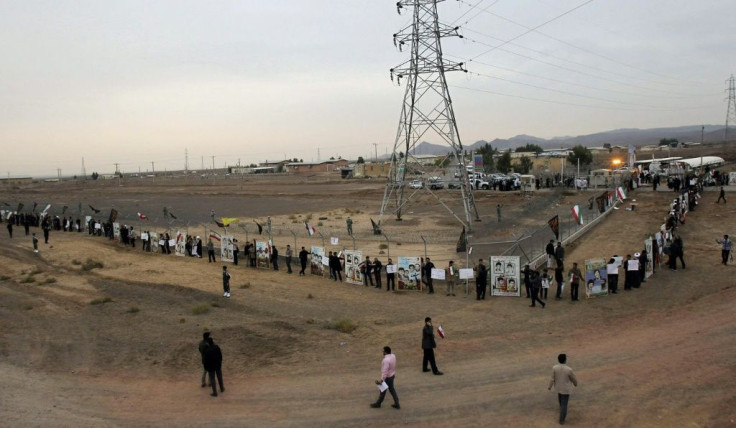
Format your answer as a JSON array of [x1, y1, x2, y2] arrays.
[[198, 332, 210, 388], [423, 258, 435, 294], [476, 259, 488, 300], [421, 317, 443, 375], [299, 247, 309, 276], [203, 337, 224, 397]]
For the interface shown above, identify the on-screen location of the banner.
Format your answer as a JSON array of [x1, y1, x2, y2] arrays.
[[456, 227, 467, 253], [473, 154, 483, 170], [150, 232, 159, 252], [256, 241, 269, 268], [547, 215, 559, 240], [584, 258, 608, 297], [108, 208, 118, 224], [343, 250, 363, 285], [310, 246, 325, 276], [174, 231, 187, 257], [397, 256, 421, 290], [459, 268, 474, 280], [430, 268, 445, 280], [113, 222, 121, 240], [490, 256, 520, 297], [645, 237, 654, 278], [221, 235, 235, 263]]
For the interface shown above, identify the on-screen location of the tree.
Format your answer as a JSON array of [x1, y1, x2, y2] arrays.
[[603, 143, 612, 153], [497, 150, 512, 173], [659, 138, 678, 147], [515, 143, 543, 155], [91, 172, 99, 180], [434, 153, 452, 168], [475, 143, 497, 172], [514, 156, 533, 174], [356, 156, 365, 164], [567, 145, 593, 167]]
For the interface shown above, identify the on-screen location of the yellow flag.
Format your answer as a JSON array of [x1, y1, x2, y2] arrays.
[[221, 217, 240, 227]]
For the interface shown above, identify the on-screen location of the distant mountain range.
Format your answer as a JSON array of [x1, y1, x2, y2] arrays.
[[408, 125, 727, 155]]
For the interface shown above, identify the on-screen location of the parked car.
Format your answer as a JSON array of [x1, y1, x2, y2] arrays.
[[428, 177, 445, 190], [409, 179, 424, 189]]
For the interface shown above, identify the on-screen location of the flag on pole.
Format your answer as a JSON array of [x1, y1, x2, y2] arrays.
[[437, 325, 446, 339], [62, 205, 68, 214], [468, 246, 473, 255], [214, 219, 225, 228], [169, 211, 177, 220], [32, 202, 38, 212], [108, 208, 119, 223], [370, 218, 381, 235], [571, 205, 583, 225], [209, 230, 221, 242], [41, 204, 51, 217], [304, 222, 315, 237], [547, 215, 560, 240], [221, 217, 239, 227], [616, 186, 627, 201], [137, 212, 148, 220], [89, 205, 101, 214], [254, 220, 263, 235], [456, 226, 467, 253]]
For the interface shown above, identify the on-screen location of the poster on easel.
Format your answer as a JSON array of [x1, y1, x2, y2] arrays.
[[150, 232, 159, 252], [644, 237, 654, 278], [397, 256, 421, 290], [174, 231, 187, 257], [310, 246, 325, 276], [584, 258, 608, 298], [221, 235, 235, 263], [113, 222, 121, 240], [256, 241, 269, 268], [490, 256, 520, 297], [344, 250, 363, 285]]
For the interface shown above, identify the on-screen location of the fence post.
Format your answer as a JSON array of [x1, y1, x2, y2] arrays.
[[382, 232, 390, 259], [351, 234, 356, 251], [420, 235, 427, 261]]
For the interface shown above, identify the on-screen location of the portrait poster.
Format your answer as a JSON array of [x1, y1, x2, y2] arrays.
[[174, 231, 186, 257], [584, 258, 608, 298], [431, 268, 445, 280], [150, 232, 159, 252], [490, 256, 520, 297], [256, 241, 269, 268], [85, 216, 92, 231], [645, 237, 654, 278], [221, 235, 235, 263], [655, 232, 664, 267], [310, 246, 325, 276], [113, 222, 121, 240], [397, 256, 421, 290], [459, 268, 474, 280], [344, 250, 363, 285]]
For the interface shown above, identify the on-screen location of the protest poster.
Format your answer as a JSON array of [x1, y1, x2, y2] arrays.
[[430, 268, 445, 280], [584, 258, 608, 297], [397, 256, 421, 290], [490, 256, 520, 297], [310, 246, 325, 276], [113, 222, 121, 240], [150, 232, 159, 252], [330, 237, 339, 245], [221, 235, 235, 263], [459, 268, 474, 280], [256, 241, 269, 268], [174, 232, 186, 257], [84, 216, 92, 231], [344, 250, 363, 285]]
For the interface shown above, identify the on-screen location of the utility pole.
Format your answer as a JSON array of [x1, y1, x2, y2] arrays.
[[380, 0, 479, 231], [211, 156, 215, 170], [184, 148, 189, 173], [57, 168, 61, 180], [81, 157, 86, 179], [114, 163, 120, 174], [151, 161, 155, 173], [725, 75, 736, 141], [373, 143, 378, 162]]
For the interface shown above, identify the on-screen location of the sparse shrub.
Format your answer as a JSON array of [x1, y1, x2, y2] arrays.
[[378, 243, 388, 250], [179, 318, 186, 323], [20, 275, 35, 284], [81, 258, 104, 271], [306, 318, 314, 324], [42, 277, 57, 284], [240, 282, 251, 289], [192, 303, 211, 315], [379, 250, 385, 255], [288, 214, 297, 220], [210, 302, 221, 308], [71, 259, 81, 265], [23, 305, 33, 311], [0, 275, 10, 281], [90, 297, 113, 305], [307, 293, 314, 299], [30, 267, 43, 275], [126, 306, 140, 313], [396, 242, 402, 246], [333, 318, 357, 334], [318, 217, 328, 221], [317, 222, 323, 227]]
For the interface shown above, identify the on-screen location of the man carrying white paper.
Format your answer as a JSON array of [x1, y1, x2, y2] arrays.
[[370, 346, 400, 410]]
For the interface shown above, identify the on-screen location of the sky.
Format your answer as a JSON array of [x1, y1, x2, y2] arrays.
[[1, 0, 734, 177]]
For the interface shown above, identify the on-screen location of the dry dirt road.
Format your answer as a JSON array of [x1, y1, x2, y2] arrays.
[[0, 180, 735, 427]]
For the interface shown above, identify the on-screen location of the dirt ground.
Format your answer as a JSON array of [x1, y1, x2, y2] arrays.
[[1, 175, 735, 427]]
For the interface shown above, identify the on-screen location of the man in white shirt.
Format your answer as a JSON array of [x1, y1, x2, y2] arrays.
[[370, 346, 400, 409]]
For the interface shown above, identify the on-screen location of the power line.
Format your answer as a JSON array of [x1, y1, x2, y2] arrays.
[[725, 75, 736, 141]]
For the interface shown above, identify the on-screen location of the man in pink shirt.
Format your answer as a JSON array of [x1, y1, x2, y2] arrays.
[[370, 346, 400, 409]]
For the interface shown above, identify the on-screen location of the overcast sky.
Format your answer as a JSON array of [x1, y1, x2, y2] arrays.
[[1, 0, 734, 176]]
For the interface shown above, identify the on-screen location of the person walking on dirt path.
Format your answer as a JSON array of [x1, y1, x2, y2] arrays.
[[198, 332, 211, 388], [423, 257, 435, 294], [299, 247, 309, 276], [370, 346, 400, 410], [6, 221, 12, 239], [222, 266, 231, 298], [716, 186, 727, 204], [207, 239, 216, 263], [673, 235, 686, 269], [32, 233, 38, 253], [421, 317, 443, 375], [476, 259, 488, 300], [529, 271, 546, 308], [717, 234, 732, 265], [568, 263, 582, 301], [445, 261, 457, 296], [346, 216, 353, 235], [285, 244, 293, 274], [203, 337, 224, 397], [554, 262, 565, 300], [497, 204, 503, 222], [548, 353, 578, 425]]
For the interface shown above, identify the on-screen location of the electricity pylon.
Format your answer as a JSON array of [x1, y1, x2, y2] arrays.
[[725, 74, 736, 141], [379, 0, 479, 231]]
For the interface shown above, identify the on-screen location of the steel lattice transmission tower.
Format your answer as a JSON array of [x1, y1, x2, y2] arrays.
[[379, 0, 479, 230], [725, 74, 736, 141]]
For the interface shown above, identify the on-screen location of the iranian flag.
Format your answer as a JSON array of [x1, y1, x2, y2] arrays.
[[616, 186, 627, 201], [437, 325, 446, 339], [137, 212, 148, 220], [571, 205, 583, 225], [304, 222, 316, 237], [209, 231, 221, 242]]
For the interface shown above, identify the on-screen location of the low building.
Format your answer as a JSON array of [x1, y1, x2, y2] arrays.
[[0, 177, 33, 185], [353, 162, 391, 178], [283, 159, 349, 174]]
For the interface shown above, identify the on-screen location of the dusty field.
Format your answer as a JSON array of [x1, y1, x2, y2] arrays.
[[1, 176, 735, 427]]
